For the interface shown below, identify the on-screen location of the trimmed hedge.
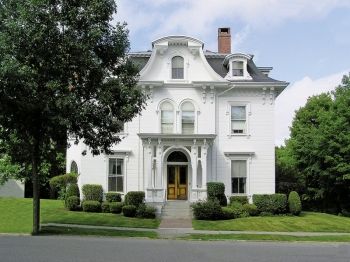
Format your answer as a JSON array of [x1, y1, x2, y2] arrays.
[[49, 173, 78, 189], [222, 207, 235, 219], [229, 202, 249, 218], [65, 196, 80, 211], [82, 200, 101, 212], [109, 202, 123, 214], [136, 204, 156, 219], [207, 182, 227, 206], [229, 196, 248, 205], [122, 205, 137, 217], [192, 200, 223, 220], [124, 191, 145, 208], [288, 191, 302, 215], [252, 194, 288, 214], [82, 184, 103, 202], [243, 203, 258, 216], [101, 202, 111, 213], [105, 192, 122, 202], [66, 184, 80, 198]]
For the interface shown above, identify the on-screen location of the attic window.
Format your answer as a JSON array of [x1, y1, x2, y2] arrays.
[[172, 56, 184, 79], [232, 61, 244, 76]]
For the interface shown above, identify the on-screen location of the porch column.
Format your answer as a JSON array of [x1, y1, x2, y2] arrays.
[[155, 143, 163, 188], [201, 145, 208, 189], [191, 145, 198, 189], [145, 140, 153, 189]]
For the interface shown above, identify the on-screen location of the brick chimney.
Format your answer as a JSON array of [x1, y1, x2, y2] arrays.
[[218, 27, 231, 54]]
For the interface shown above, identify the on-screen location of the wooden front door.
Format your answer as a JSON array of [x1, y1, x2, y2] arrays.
[[167, 165, 187, 200]]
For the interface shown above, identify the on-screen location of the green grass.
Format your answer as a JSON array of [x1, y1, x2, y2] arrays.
[[40, 226, 158, 239], [0, 197, 160, 233], [182, 233, 350, 242], [193, 212, 350, 232]]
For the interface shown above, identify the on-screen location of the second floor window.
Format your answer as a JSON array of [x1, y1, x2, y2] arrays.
[[172, 56, 184, 79], [160, 101, 174, 133], [231, 106, 246, 134], [181, 102, 195, 134], [232, 61, 244, 76]]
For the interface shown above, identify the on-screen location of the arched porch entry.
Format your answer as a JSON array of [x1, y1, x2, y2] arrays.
[[166, 151, 189, 200]]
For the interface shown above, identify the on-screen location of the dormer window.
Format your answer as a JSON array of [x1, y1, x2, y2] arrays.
[[232, 61, 244, 76], [172, 56, 184, 79]]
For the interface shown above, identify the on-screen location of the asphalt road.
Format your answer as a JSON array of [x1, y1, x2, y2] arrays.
[[1, 235, 350, 262]]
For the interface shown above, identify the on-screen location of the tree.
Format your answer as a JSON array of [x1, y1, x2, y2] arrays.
[[0, 0, 145, 234], [283, 73, 350, 213]]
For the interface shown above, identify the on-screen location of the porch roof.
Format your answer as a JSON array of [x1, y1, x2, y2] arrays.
[[138, 133, 216, 140]]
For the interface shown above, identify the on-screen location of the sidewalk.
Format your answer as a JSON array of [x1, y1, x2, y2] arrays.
[[42, 223, 350, 238]]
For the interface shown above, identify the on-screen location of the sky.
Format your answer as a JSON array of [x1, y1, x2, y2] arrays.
[[114, 0, 350, 145]]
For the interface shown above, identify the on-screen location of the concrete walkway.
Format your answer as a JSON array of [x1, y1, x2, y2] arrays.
[[42, 223, 350, 238]]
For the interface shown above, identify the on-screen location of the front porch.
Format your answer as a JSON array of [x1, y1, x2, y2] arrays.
[[138, 133, 216, 203]]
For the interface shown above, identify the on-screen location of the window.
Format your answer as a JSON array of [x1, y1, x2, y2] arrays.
[[181, 101, 195, 134], [232, 61, 244, 76], [70, 161, 78, 174], [108, 158, 124, 192], [172, 56, 184, 79], [160, 102, 174, 133], [231, 106, 246, 134], [231, 160, 247, 194]]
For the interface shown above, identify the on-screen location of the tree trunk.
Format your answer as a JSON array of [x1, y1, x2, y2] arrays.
[[32, 140, 40, 235]]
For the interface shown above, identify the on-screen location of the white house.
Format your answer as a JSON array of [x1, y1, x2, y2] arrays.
[[66, 28, 288, 206]]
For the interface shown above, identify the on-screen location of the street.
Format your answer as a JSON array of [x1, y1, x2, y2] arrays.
[[0, 235, 349, 262]]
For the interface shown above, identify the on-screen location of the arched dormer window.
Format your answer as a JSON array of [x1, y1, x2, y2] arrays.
[[172, 56, 184, 79], [181, 101, 195, 134], [160, 101, 174, 133], [70, 161, 78, 174]]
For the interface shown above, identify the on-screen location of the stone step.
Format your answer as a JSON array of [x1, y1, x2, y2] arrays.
[[161, 201, 192, 219]]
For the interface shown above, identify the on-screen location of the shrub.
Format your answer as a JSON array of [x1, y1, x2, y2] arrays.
[[101, 202, 111, 213], [271, 193, 288, 214], [222, 207, 235, 219], [259, 211, 274, 216], [192, 200, 223, 220], [65, 196, 80, 211], [229, 202, 249, 218], [66, 183, 80, 198], [82, 200, 101, 212], [253, 194, 288, 214], [122, 205, 137, 217], [288, 191, 302, 215], [136, 204, 157, 219], [82, 184, 103, 202], [105, 192, 122, 202], [49, 173, 78, 189], [207, 182, 227, 206], [124, 191, 145, 208], [109, 202, 124, 214], [243, 203, 258, 216], [229, 196, 248, 205]]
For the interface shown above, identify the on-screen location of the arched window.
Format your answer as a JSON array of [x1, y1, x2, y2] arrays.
[[181, 101, 195, 134], [160, 101, 174, 133], [70, 161, 78, 174], [172, 56, 184, 79]]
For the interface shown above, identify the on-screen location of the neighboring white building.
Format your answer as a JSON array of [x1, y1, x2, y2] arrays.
[[66, 28, 288, 206]]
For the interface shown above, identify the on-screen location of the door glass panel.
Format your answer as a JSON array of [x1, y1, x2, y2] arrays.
[[168, 166, 175, 184], [179, 166, 187, 185]]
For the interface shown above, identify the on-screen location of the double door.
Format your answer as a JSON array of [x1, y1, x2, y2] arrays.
[[167, 165, 187, 200]]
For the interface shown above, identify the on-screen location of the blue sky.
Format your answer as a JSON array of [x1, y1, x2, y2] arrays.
[[115, 0, 350, 145]]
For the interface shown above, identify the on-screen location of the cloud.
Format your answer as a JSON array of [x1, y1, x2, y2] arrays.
[[274, 70, 348, 146], [115, 0, 350, 50]]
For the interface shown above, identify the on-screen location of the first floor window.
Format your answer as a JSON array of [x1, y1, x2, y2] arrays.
[[231, 160, 247, 194], [70, 161, 78, 174], [108, 158, 124, 192]]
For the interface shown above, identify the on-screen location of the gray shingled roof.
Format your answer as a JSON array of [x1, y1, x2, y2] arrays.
[[129, 50, 285, 83]]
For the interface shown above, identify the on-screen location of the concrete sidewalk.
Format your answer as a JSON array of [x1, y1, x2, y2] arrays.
[[42, 223, 350, 238]]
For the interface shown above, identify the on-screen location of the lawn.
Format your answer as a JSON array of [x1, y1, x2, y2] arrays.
[[193, 212, 350, 232], [0, 197, 160, 233], [182, 233, 350, 242]]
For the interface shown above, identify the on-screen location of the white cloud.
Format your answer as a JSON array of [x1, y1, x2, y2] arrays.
[[274, 70, 348, 146], [115, 0, 350, 50]]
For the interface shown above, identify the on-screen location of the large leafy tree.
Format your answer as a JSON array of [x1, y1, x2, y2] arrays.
[[0, 0, 145, 234], [280, 74, 350, 212]]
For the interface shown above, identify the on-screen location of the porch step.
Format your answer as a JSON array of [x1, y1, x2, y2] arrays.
[[161, 201, 192, 219]]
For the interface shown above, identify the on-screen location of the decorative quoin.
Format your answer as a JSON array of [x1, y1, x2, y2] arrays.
[[66, 28, 288, 211]]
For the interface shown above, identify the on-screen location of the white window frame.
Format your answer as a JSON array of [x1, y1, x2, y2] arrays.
[[231, 159, 247, 195], [171, 56, 184, 79], [226, 154, 252, 196], [179, 101, 196, 134], [167, 52, 189, 83], [159, 100, 176, 134], [227, 102, 251, 137], [107, 157, 125, 193]]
